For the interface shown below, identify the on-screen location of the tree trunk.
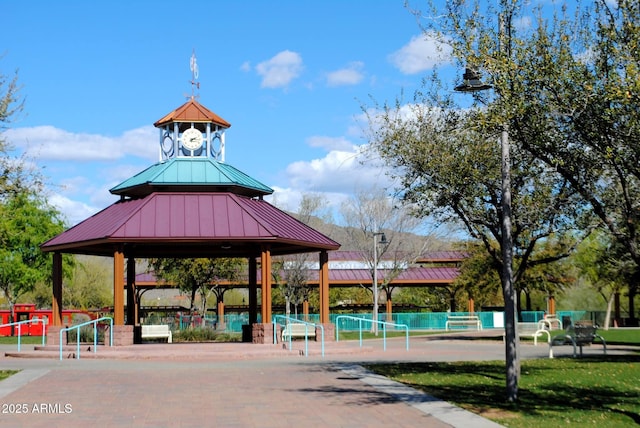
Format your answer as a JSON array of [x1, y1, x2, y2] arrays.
[[603, 292, 614, 330]]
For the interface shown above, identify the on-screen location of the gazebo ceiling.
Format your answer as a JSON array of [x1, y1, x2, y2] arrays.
[[41, 191, 340, 258]]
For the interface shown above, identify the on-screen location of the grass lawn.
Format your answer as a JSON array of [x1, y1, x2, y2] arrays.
[[0, 370, 18, 381], [0, 336, 44, 345], [365, 349, 640, 427]]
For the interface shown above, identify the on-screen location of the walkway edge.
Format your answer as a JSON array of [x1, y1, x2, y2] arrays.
[[338, 364, 504, 428], [0, 369, 50, 399]]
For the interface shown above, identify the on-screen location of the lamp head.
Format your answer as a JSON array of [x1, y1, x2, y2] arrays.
[[454, 68, 492, 93], [379, 233, 388, 245]]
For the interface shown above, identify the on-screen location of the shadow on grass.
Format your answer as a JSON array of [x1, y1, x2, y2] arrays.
[[364, 354, 640, 421]]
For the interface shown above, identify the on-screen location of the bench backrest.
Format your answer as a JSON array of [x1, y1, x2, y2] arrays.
[[285, 324, 312, 333], [142, 325, 170, 334]]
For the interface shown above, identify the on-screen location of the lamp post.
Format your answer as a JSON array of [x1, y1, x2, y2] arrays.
[[372, 232, 387, 335], [455, 66, 520, 400]]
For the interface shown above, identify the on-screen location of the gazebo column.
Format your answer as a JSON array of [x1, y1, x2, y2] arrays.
[[108, 248, 133, 346], [47, 252, 65, 346], [248, 256, 258, 324], [126, 257, 137, 325], [243, 256, 258, 342], [317, 250, 334, 341], [252, 246, 273, 344]]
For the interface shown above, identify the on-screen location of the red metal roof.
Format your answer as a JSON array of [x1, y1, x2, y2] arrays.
[[153, 99, 231, 128], [41, 192, 339, 257], [134, 266, 458, 288]]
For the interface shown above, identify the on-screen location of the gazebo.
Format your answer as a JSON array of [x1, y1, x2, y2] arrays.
[[40, 96, 340, 346]]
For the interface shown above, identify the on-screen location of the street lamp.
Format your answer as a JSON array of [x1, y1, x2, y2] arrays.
[[455, 65, 519, 400], [372, 232, 388, 335]]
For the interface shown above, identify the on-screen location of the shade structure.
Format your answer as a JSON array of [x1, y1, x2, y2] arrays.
[[41, 191, 339, 258], [40, 94, 340, 344]]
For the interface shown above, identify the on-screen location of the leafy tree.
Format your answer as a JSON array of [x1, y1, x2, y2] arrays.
[[511, 0, 640, 324], [149, 257, 243, 323], [368, 0, 599, 402], [571, 229, 634, 329], [0, 64, 72, 326], [0, 192, 67, 323]]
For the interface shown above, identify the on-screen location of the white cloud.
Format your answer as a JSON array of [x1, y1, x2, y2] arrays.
[[326, 62, 365, 87], [266, 185, 349, 215], [256, 50, 304, 88], [49, 192, 102, 226], [306, 136, 355, 151], [5, 125, 158, 162], [389, 32, 452, 74], [240, 61, 251, 72], [285, 146, 392, 194]]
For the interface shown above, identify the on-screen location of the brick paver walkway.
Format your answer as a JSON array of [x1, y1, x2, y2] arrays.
[[0, 334, 615, 427]]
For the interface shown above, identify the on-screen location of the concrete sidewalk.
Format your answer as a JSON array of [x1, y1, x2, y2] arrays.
[[0, 335, 615, 428]]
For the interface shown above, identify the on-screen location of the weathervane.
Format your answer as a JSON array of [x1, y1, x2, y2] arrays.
[[189, 49, 200, 99]]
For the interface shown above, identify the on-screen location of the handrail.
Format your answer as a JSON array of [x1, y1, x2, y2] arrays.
[[335, 315, 409, 351], [0, 319, 46, 352], [59, 317, 113, 360], [272, 315, 324, 358]]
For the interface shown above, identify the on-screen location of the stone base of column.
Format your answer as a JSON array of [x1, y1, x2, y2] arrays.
[[105, 325, 134, 346], [251, 323, 274, 344], [317, 323, 335, 342], [46, 326, 67, 346]]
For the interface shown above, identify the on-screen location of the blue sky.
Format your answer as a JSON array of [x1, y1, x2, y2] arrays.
[[2, 0, 545, 227]]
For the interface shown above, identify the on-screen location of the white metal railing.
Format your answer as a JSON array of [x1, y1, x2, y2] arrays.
[[0, 319, 46, 351], [59, 317, 113, 360], [335, 315, 409, 351], [272, 315, 324, 358]]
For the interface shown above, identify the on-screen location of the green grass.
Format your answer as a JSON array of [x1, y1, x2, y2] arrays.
[[0, 370, 18, 381], [0, 336, 44, 345], [365, 354, 640, 427], [593, 328, 640, 345]]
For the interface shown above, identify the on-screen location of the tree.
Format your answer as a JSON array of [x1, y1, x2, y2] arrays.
[[571, 229, 633, 329], [0, 192, 67, 325], [273, 193, 333, 319], [29, 255, 113, 310], [511, 0, 640, 324], [149, 257, 243, 324], [0, 64, 72, 328], [340, 188, 435, 333], [368, 0, 598, 401]]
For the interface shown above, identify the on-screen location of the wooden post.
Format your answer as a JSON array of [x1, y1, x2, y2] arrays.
[[217, 301, 225, 329], [468, 296, 475, 314], [260, 246, 272, 323], [319, 251, 329, 324], [303, 300, 309, 322], [248, 256, 258, 325], [386, 298, 393, 322], [113, 249, 125, 325], [51, 252, 63, 326], [126, 257, 136, 325], [548, 294, 556, 315]]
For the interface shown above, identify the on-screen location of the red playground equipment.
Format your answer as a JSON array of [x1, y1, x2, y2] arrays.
[[0, 304, 94, 336]]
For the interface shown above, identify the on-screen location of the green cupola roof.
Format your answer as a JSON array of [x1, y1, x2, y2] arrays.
[[110, 157, 273, 199]]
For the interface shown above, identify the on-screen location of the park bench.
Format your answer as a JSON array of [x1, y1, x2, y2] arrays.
[[551, 321, 606, 357], [512, 322, 552, 346], [538, 315, 563, 331], [141, 324, 172, 343], [445, 315, 482, 331], [281, 323, 316, 341]]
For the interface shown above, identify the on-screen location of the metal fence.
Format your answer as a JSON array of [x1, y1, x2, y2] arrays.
[[210, 310, 591, 333]]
